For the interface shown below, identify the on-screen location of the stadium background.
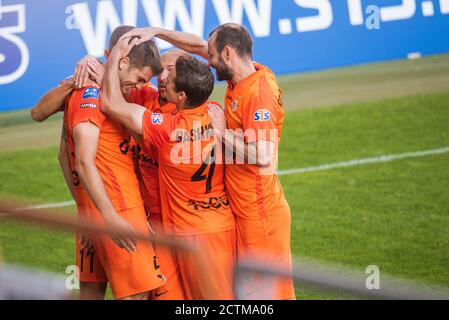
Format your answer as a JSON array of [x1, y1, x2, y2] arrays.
[[0, 0, 449, 299]]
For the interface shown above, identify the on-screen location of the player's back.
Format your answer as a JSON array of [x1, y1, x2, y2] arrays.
[[64, 85, 143, 214], [142, 101, 235, 236]]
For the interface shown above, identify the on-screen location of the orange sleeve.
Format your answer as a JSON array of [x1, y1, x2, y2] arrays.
[[71, 86, 105, 130], [241, 85, 279, 143], [142, 111, 177, 149]]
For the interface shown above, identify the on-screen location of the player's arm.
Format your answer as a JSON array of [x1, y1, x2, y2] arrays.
[[31, 79, 75, 122], [73, 122, 137, 252], [101, 38, 146, 136], [125, 27, 209, 60], [208, 104, 273, 167], [59, 124, 94, 250], [231, 135, 274, 168], [31, 57, 104, 122], [58, 124, 75, 199]]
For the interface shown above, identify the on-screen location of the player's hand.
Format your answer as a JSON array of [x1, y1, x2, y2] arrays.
[[208, 103, 226, 140], [87, 59, 105, 86], [104, 214, 137, 252], [110, 35, 140, 61], [74, 55, 98, 89], [79, 232, 94, 254], [121, 27, 161, 45]]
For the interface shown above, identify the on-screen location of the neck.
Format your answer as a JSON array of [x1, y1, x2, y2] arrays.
[[176, 102, 185, 112], [158, 96, 168, 106], [230, 58, 256, 86]]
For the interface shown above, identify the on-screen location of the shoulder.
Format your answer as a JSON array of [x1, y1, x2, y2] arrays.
[[206, 100, 224, 110], [78, 86, 101, 99], [71, 85, 101, 105], [243, 74, 279, 104]]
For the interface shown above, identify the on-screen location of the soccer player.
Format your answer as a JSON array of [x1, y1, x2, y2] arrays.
[[101, 36, 236, 300], [128, 50, 186, 300], [125, 24, 295, 300], [32, 39, 188, 300], [31, 26, 165, 300]]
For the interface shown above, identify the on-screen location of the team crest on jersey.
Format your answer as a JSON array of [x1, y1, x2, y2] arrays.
[[82, 87, 99, 100], [151, 113, 163, 125], [231, 101, 238, 112], [80, 103, 97, 109], [254, 109, 271, 122]]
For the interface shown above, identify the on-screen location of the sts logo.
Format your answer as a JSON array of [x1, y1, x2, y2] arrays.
[[254, 109, 271, 122], [0, 1, 29, 85], [151, 113, 163, 125]]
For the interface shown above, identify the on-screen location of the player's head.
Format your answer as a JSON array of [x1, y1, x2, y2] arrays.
[[165, 56, 214, 109], [117, 37, 163, 97], [107, 26, 163, 97], [158, 49, 190, 103], [105, 25, 135, 58], [208, 23, 253, 81]]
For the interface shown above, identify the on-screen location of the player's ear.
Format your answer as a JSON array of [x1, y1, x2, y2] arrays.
[[223, 46, 232, 62], [119, 57, 130, 71], [104, 49, 110, 58], [178, 91, 187, 104]]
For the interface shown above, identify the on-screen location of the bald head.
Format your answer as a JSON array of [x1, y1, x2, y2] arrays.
[[158, 49, 191, 103], [162, 48, 189, 60]]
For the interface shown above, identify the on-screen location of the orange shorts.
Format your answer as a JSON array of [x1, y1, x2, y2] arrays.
[[148, 212, 186, 300], [76, 206, 164, 299], [175, 229, 237, 300], [76, 232, 107, 284], [235, 205, 295, 300]]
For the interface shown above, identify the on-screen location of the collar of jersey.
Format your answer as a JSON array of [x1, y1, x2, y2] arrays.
[[176, 102, 207, 116], [227, 63, 267, 98]]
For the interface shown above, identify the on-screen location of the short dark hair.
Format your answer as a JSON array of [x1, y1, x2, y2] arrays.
[[174, 56, 214, 107], [209, 23, 253, 59], [108, 25, 163, 76], [128, 39, 163, 76]]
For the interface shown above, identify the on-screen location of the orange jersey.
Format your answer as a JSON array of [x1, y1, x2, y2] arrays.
[[64, 85, 143, 213], [142, 102, 235, 236], [224, 63, 289, 220], [130, 84, 177, 215]]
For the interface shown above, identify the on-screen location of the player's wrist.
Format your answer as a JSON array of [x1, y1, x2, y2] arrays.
[[102, 209, 120, 224], [150, 26, 163, 37], [63, 77, 75, 90]]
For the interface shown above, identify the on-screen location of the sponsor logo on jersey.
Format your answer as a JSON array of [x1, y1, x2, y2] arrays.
[[151, 113, 163, 125], [80, 102, 97, 109], [231, 101, 238, 111], [82, 87, 99, 100], [187, 196, 230, 211], [254, 109, 270, 122]]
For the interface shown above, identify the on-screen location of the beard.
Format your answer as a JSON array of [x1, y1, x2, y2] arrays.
[[215, 59, 233, 81]]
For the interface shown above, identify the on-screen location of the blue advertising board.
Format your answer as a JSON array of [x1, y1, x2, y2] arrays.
[[1, 0, 449, 111]]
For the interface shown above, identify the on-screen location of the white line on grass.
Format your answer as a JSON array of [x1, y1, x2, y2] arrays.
[[18, 146, 449, 210], [277, 146, 449, 176], [19, 200, 76, 211]]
